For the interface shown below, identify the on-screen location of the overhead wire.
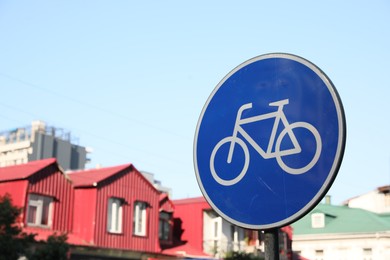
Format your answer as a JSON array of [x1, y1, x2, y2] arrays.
[[0, 101, 187, 167], [0, 72, 190, 140], [0, 73, 190, 169]]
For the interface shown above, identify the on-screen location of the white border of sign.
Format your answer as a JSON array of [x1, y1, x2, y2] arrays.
[[194, 53, 346, 229]]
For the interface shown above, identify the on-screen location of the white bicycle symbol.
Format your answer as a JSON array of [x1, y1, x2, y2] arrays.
[[210, 99, 322, 186]]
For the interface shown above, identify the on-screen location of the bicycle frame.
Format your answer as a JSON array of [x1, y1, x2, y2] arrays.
[[227, 99, 301, 163]]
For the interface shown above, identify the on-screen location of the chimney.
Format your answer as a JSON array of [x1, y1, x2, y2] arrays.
[[325, 195, 331, 205]]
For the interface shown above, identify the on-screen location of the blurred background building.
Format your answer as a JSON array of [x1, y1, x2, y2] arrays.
[[0, 120, 90, 170]]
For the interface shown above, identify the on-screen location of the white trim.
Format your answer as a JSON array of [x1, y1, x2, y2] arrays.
[[26, 194, 53, 228], [107, 198, 123, 233], [133, 201, 147, 236]]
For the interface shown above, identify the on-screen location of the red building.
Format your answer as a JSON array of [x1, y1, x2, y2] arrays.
[[0, 159, 179, 259], [0, 158, 292, 259], [0, 158, 74, 240], [159, 193, 175, 248], [67, 163, 164, 258], [171, 197, 293, 259], [172, 197, 211, 252]]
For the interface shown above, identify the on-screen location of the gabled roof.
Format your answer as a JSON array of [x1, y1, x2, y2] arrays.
[[67, 163, 132, 188], [159, 193, 175, 212], [292, 203, 390, 235], [0, 158, 57, 182]]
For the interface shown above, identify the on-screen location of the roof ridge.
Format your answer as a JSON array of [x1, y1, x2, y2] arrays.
[[0, 158, 58, 182], [67, 163, 133, 187], [67, 163, 132, 175]]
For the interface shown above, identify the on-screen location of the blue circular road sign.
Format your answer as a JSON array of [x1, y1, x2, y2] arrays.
[[194, 53, 346, 229]]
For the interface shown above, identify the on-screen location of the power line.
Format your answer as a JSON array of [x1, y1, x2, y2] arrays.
[[0, 102, 188, 168], [0, 72, 190, 140]]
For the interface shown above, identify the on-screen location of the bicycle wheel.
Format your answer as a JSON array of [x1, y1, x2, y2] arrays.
[[275, 122, 322, 175], [210, 136, 249, 186]]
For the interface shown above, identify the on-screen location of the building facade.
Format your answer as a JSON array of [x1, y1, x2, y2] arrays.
[[68, 163, 163, 255], [292, 201, 390, 260], [171, 197, 293, 259], [343, 185, 390, 214], [0, 158, 180, 259], [0, 121, 89, 170], [0, 158, 74, 239], [0, 158, 298, 259]]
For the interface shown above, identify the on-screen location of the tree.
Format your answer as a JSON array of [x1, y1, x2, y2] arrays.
[[0, 193, 36, 260], [30, 233, 69, 260], [224, 251, 264, 260], [0, 193, 70, 260]]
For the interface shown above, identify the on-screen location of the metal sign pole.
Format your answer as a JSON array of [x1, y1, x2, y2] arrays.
[[264, 229, 279, 260]]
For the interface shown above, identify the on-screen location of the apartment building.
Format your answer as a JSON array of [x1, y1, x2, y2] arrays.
[[0, 121, 89, 170], [292, 200, 390, 260]]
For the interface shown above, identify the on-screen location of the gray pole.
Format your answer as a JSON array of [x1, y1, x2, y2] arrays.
[[264, 228, 279, 260]]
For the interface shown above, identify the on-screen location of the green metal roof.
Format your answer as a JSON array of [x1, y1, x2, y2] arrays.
[[292, 203, 390, 235]]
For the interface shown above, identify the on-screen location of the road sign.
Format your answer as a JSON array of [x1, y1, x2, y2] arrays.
[[194, 53, 346, 229]]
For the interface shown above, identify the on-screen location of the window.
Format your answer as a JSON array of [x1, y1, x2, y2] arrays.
[[315, 249, 324, 260], [159, 212, 172, 241], [133, 201, 147, 236], [230, 225, 239, 251], [230, 225, 236, 241], [311, 213, 325, 228], [213, 219, 220, 239], [107, 198, 123, 233], [27, 194, 53, 227], [212, 217, 221, 252], [363, 248, 372, 260]]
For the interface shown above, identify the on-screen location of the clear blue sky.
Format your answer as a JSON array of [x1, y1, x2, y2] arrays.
[[0, 1, 389, 204]]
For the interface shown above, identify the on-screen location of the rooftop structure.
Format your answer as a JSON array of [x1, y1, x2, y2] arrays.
[[141, 170, 172, 197], [0, 121, 90, 170], [343, 185, 390, 213], [292, 201, 390, 260]]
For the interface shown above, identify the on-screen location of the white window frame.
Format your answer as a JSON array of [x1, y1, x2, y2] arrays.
[[315, 249, 324, 260], [26, 194, 53, 228], [363, 248, 372, 260], [212, 216, 222, 253], [107, 197, 123, 234], [311, 213, 325, 228], [213, 217, 221, 240], [133, 201, 147, 236]]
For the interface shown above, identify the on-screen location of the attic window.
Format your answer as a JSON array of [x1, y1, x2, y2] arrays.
[[107, 197, 123, 233], [26, 194, 53, 228], [311, 213, 325, 228], [133, 201, 147, 236]]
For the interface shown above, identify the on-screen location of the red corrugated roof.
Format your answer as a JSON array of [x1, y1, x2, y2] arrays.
[[173, 196, 210, 206], [0, 158, 57, 182], [159, 193, 175, 212], [67, 163, 132, 187]]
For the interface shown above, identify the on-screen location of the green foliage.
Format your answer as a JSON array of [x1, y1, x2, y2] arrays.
[[0, 193, 36, 260], [224, 251, 264, 260], [0, 193, 70, 260], [30, 233, 69, 260]]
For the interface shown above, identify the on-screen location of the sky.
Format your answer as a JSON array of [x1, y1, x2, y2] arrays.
[[0, 1, 389, 205]]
